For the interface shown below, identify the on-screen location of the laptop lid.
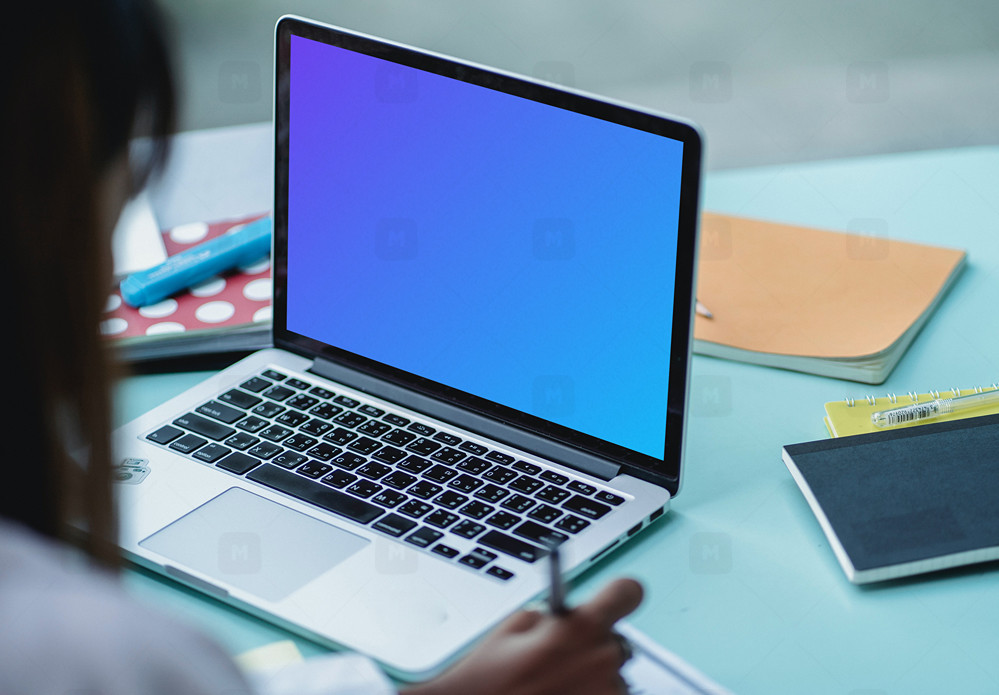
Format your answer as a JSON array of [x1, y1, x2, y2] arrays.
[[272, 16, 702, 497]]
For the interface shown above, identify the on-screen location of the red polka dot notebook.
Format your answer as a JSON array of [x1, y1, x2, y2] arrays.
[[102, 212, 272, 363]]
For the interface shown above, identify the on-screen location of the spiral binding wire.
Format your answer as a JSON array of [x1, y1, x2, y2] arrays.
[[843, 382, 999, 407]]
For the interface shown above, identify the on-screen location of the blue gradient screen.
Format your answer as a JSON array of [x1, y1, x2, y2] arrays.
[[287, 35, 684, 459]]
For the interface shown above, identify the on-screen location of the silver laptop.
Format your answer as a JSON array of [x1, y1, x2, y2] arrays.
[[113, 15, 702, 681]]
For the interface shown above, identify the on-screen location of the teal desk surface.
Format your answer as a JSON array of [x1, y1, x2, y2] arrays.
[[118, 131, 999, 695]]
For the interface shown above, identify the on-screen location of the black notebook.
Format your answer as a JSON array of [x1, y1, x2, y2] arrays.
[[782, 413, 999, 584]]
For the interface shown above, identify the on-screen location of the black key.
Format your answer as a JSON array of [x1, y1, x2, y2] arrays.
[[146, 425, 182, 444], [307, 442, 342, 461], [474, 484, 509, 503], [300, 419, 333, 437], [372, 489, 408, 508], [262, 385, 295, 401], [399, 500, 433, 519], [536, 485, 571, 505], [459, 500, 494, 520], [567, 480, 597, 496], [260, 425, 293, 442], [459, 548, 497, 570], [484, 465, 517, 485], [398, 455, 432, 474], [372, 513, 417, 537], [405, 526, 444, 548], [383, 413, 410, 427], [261, 369, 286, 381], [451, 520, 486, 539], [372, 446, 407, 465], [409, 481, 444, 499], [563, 495, 612, 520], [358, 404, 385, 418], [333, 395, 360, 408], [346, 479, 382, 498], [197, 400, 245, 425], [272, 452, 308, 469], [333, 412, 367, 429], [512, 461, 542, 476], [236, 416, 269, 433], [479, 530, 546, 563], [594, 491, 625, 506], [332, 452, 366, 470], [283, 434, 318, 452], [407, 422, 436, 437], [486, 511, 520, 530], [357, 420, 391, 437], [500, 494, 536, 513], [554, 514, 590, 534], [435, 490, 468, 509], [348, 436, 382, 455], [174, 413, 236, 441], [383, 428, 417, 447], [357, 461, 392, 480], [276, 410, 310, 428], [219, 389, 262, 409], [433, 431, 462, 446], [424, 464, 458, 483], [485, 451, 515, 465], [252, 402, 284, 418], [382, 471, 418, 490], [310, 402, 343, 419], [216, 452, 262, 475], [407, 437, 442, 456], [170, 433, 207, 454], [309, 385, 336, 400], [240, 377, 272, 393], [297, 461, 333, 479], [287, 394, 319, 411], [323, 427, 358, 446], [459, 441, 489, 456], [528, 504, 563, 524], [510, 475, 543, 494], [321, 469, 357, 489], [448, 474, 484, 493], [513, 520, 569, 547], [247, 442, 283, 459], [540, 470, 569, 486], [456, 456, 490, 475], [425, 509, 459, 529], [193, 443, 230, 463], [486, 566, 514, 581], [285, 378, 312, 390], [432, 543, 459, 559]]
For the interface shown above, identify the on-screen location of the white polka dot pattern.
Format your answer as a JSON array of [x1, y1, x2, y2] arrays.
[[103, 213, 272, 343]]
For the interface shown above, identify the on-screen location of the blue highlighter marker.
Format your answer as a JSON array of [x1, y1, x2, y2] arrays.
[[120, 216, 272, 308]]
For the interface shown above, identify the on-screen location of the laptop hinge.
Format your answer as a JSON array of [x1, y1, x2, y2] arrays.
[[309, 357, 622, 482]]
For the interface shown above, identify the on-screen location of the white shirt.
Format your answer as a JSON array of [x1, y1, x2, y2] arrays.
[[0, 519, 397, 695]]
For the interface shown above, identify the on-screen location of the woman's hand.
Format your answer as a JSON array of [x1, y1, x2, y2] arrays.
[[403, 577, 643, 695]]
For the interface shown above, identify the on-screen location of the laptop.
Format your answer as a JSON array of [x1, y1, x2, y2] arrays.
[[113, 15, 703, 681]]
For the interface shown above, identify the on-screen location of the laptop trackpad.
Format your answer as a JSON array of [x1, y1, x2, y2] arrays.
[[140, 487, 368, 602]]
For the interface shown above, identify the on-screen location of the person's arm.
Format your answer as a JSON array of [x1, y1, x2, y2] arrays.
[[403, 577, 643, 695]]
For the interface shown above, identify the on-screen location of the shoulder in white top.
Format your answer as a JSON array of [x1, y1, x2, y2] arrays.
[[0, 519, 397, 695]]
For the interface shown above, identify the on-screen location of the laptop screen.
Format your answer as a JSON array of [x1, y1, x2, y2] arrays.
[[276, 21, 700, 483]]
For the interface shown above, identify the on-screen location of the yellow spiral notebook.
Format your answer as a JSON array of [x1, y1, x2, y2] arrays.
[[824, 383, 999, 437]]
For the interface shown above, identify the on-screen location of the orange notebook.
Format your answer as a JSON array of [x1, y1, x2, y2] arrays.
[[693, 213, 966, 384]]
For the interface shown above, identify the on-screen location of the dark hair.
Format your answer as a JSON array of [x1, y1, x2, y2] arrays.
[[0, 0, 175, 565]]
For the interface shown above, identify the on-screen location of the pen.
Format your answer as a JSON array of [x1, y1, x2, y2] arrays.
[[120, 216, 272, 308], [871, 389, 999, 428], [547, 542, 568, 615], [695, 300, 713, 319]]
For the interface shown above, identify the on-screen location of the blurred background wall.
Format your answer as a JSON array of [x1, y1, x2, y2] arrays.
[[160, 0, 999, 170]]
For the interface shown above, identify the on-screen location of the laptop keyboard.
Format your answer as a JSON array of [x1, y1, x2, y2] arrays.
[[144, 368, 629, 582]]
